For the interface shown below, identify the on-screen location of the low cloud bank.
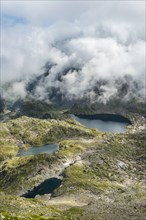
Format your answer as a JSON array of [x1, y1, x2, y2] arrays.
[[1, 1, 145, 104]]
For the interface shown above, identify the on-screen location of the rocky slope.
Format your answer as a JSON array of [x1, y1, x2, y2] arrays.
[[0, 114, 146, 219]]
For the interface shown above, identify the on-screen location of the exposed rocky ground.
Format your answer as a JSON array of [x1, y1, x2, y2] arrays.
[[0, 109, 146, 219]]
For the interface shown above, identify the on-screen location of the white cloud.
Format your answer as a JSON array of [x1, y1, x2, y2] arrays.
[[3, 81, 27, 102], [1, 0, 145, 103]]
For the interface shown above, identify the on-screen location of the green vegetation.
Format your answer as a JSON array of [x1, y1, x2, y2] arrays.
[[13, 98, 69, 120], [0, 154, 64, 194], [0, 113, 145, 219], [0, 192, 62, 219], [0, 116, 96, 145], [58, 138, 97, 157], [69, 98, 146, 117], [56, 164, 112, 196], [0, 145, 18, 162], [0, 116, 97, 161]]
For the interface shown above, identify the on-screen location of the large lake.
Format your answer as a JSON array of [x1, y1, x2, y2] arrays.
[[17, 143, 59, 157], [72, 115, 129, 133]]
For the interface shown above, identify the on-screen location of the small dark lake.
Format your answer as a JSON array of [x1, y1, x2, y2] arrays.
[[71, 114, 131, 133], [22, 177, 62, 198], [17, 143, 59, 157]]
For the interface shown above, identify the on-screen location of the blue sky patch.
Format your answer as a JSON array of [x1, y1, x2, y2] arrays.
[[1, 13, 27, 27]]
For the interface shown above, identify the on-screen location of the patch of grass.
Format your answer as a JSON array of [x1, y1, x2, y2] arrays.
[[0, 154, 63, 194], [57, 139, 92, 157], [62, 207, 84, 219], [0, 116, 97, 148], [0, 192, 61, 219], [0, 145, 19, 162], [56, 164, 112, 196]]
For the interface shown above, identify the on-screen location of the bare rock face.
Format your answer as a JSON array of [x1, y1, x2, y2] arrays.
[[0, 96, 5, 113]]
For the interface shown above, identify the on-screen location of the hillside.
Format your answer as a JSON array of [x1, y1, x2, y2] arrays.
[[0, 113, 145, 219]]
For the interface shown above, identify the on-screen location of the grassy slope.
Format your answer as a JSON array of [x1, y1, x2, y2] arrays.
[[0, 116, 96, 161], [0, 116, 146, 219]]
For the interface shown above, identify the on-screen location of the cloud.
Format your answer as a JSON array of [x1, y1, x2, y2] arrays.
[[1, 1, 145, 104], [1, 1, 145, 28], [2, 81, 27, 102], [30, 37, 145, 103]]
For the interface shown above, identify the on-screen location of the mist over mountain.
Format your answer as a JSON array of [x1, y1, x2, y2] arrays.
[[1, 1, 145, 107], [1, 3, 146, 219]]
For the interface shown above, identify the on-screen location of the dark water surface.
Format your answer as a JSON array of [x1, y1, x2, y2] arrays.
[[17, 143, 59, 157], [22, 177, 62, 198], [72, 115, 129, 133]]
